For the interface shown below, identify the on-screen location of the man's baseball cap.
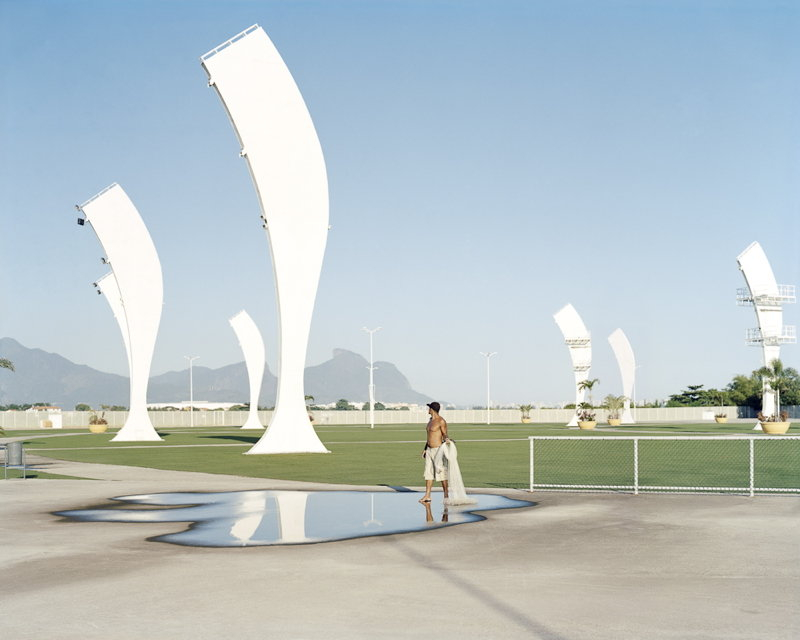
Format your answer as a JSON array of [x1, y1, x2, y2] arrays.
[[426, 402, 441, 412]]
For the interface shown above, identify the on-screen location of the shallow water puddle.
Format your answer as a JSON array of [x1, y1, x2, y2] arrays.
[[55, 490, 532, 547]]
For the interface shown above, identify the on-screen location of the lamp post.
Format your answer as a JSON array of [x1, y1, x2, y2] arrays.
[[184, 355, 199, 427], [479, 351, 497, 425], [362, 327, 382, 429]]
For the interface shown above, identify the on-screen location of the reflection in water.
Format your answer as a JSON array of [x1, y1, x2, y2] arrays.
[[56, 490, 532, 548]]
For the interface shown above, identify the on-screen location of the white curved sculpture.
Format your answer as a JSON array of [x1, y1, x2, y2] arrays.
[[229, 310, 266, 430], [737, 242, 796, 419], [95, 272, 131, 374], [608, 328, 636, 424], [201, 25, 329, 453], [78, 184, 163, 441], [553, 304, 592, 426]]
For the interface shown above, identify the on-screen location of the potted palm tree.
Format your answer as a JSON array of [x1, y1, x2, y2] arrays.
[[603, 394, 627, 426], [576, 378, 599, 429], [756, 359, 792, 434], [88, 408, 108, 434], [519, 404, 533, 423], [576, 402, 597, 429]]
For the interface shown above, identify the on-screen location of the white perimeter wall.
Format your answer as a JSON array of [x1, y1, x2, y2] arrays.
[[4, 406, 795, 429]]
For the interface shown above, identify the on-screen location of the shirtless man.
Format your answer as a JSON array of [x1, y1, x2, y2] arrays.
[[420, 401, 449, 503]]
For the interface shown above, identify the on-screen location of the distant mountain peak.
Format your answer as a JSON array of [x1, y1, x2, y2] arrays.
[[0, 338, 431, 407]]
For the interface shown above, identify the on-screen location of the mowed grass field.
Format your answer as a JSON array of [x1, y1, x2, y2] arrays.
[[11, 421, 800, 491]]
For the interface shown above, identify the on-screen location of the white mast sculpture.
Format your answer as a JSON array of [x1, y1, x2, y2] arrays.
[[77, 184, 163, 441], [737, 242, 796, 420], [229, 310, 266, 430], [553, 304, 592, 427], [608, 328, 636, 424], [201, 25, 329, 453]]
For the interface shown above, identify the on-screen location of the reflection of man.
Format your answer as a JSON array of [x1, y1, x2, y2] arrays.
[[419, 402, 449, 503], [421, 500, 449, 523]]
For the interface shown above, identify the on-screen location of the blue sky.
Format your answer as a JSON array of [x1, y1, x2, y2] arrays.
[[1, 0, 798, 407]]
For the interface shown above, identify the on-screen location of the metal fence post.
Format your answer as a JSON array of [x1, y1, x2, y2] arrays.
[[634, 438, 639, 495], [749, 438, 755, 498], [529, 437, 534, 493]]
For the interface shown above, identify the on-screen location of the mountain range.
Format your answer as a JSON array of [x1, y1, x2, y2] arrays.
[[0, 337, 432, 409]]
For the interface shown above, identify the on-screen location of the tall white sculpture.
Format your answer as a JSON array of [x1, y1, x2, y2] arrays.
[[737, 242, 796, 418], [201, 25, 329, 453], [77, 184, 163, 441], [229, 310, 266, 430], [608, 328, 636, 424], [553, 304, 592, 426]]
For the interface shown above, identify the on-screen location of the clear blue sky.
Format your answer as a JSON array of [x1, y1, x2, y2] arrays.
[[1, 0, 798, 407]]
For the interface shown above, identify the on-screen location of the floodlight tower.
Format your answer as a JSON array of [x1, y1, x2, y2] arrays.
[[553, 304, 592, 427], [608, 328, 636, 424], [479, 351, 497, 425], [201, 25, 329, 453], [363, 327, 382, 429], [77, 183, 163, 442], [229, 310, 266, 430], [737, 242, 796, 418]]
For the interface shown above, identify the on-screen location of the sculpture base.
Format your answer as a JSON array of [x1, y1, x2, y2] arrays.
[[246, 407, 329, 454], [111, 411, 162, 442], [240, 412, 265, 430]]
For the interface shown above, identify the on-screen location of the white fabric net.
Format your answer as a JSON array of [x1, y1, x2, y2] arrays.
[[442, 441, 477, 505]]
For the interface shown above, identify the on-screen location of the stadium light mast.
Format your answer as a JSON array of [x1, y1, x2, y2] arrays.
[[553, 304, 592, 427], [184, 356, 199, 427], [737, 242, 796, 423], [362, 327, 382, 429], [480, 351, 497, 425]]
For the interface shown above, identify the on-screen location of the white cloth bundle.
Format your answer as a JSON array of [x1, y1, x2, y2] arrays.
[[442, 441, 477, 505]]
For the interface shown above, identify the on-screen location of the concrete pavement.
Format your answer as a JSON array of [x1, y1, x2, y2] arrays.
[[2, 456, 798, 639]]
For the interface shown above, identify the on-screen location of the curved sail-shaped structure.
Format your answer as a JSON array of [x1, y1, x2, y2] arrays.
[[737, 242, 796, 418], [553, 304, 592, 426], [95, 272, 131, 374], [201, 25, 329, 454], [229, 310, 266, 430], [608, 328, 636, 424], [77, 184, 163, 441]]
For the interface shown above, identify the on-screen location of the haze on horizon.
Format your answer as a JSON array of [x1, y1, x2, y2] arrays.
[[0, 0, 797, 407]]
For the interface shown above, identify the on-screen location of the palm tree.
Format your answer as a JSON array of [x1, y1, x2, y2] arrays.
[[603, 394, 627, 420], [577, 378, 599, 406], [756, 359, 790, 418], [0, 358, 14, 371]]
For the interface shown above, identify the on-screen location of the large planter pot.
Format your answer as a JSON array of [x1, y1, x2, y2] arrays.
[[89, 423, 108, 434], [578, 421, 597, 430], [607, 418, 622, 427], [714, 417, 728, 424], [521, 417, 532, 424], [760, 421, 791, 435]]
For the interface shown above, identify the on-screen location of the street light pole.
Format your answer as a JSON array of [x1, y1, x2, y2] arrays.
[[184, 355, 199, 427], [362, 327, 382, 429], [479, 351, 497, 425]]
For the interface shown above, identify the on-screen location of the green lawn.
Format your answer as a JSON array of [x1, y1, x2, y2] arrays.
[[9, 422, 798, 491]]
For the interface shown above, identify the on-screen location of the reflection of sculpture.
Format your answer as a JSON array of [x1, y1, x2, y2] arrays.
[[57, 490, 531, 547], [608, 329, 636, 424], [228, 310, 266, 430], [201, 25, 328, 454], [737, 242, 796, 418], [78, 184, 163, 442], [553, 304, 591, 426]]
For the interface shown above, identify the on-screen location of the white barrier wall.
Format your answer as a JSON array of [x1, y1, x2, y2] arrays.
[[3, 406, 785, 430]]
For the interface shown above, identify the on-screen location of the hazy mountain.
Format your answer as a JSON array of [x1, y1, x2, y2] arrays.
[[0, 338, 432, 408]]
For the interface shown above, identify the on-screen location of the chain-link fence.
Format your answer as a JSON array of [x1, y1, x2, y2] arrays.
[[527, 436, 800, 495]]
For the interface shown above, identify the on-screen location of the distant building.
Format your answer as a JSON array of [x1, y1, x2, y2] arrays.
[[146, 401, 244, 411]]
